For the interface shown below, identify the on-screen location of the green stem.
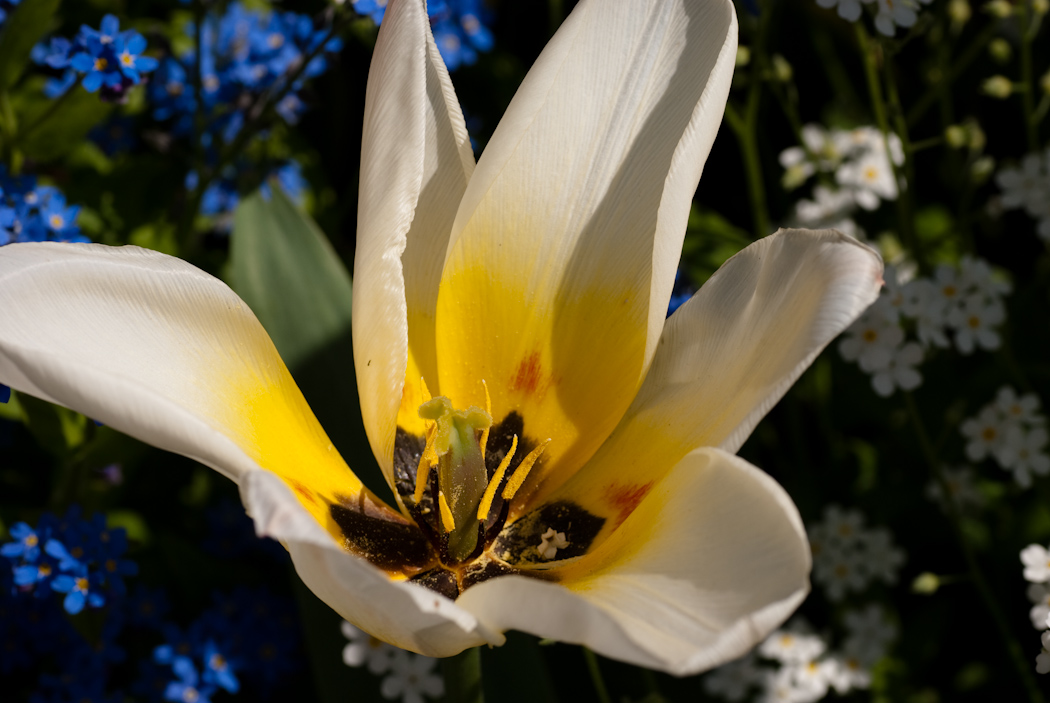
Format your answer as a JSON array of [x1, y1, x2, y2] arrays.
[[882, 51, 924, 269], [906, 22, 997, 127], [1018, 2, 1039, 150], [442, 648, 484, 703], [856, 25, 916, 259], [724, 102, 769, 239], [582, 648, 612, 703], [904, 392, 1045, 703], [19, 87, 75, 142]]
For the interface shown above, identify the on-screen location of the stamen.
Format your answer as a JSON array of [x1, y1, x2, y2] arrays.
[[412, 425, 437, 503], [419, 376, 433, 404], [480, 380, 492, 462], [438, 491, 456, 532], [501, 439, 550, 501], [477, 434, 518, 522]]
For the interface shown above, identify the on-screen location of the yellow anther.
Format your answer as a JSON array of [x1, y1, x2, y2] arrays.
[[412, 426, 439, 503], [502, 439, 550, 501], [419, 376, 432, 404], [480, 380, 492, 462], [477, 435, 518, 522], [438, 491, 456, 532]]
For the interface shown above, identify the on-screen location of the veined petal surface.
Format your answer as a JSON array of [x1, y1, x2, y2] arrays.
[[354, 0, 475, 482], [457, 448, 809, 674], [0, 243, 367, 532], [534, 228, 882, 524], [434, 0, 738, 506], [241, 470, 502, 656]]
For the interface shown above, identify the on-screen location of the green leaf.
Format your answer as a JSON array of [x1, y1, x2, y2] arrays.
[[19, 85, 113, 162], [0, 0, 61, 92], [228, 188, 388, 500], [15, 391, 85, 457]]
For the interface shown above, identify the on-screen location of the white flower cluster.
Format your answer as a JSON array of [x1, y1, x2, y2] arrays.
[[781, 124, 903, 214], [960, 387, 1049, 488], [808, 505, 905, 602], [1019, 545, 1050, 673], [703, 609, 897, 703], [814, 0, 932, 36], [839, 258, 1011, 397], [995, 148, 1050, 240], [341, 621, 445, 703]]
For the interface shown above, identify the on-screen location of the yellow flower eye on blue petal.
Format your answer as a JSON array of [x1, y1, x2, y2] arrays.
[[0, 0, 881, 675]]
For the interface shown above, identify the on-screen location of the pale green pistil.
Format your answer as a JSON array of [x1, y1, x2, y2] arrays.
[[418, 396, 492, 561]]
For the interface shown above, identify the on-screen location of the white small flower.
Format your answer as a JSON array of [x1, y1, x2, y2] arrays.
[[902, 278, 951, 349], [948, 295, 1004, 354], [757, 666, 808, 703], [860, 527, 906, 585], [821, 505, 866, 549], [815, 549, 868, 601], [839, 309, 904, 372], [536, 527, 569, 559], [959, 256, 1012, 299], [996, 149, 1050, 216], [789, 658, 836, 701], [815, 0, 871, 22], [870, 341, 923, 397], [342, 621, 400, 675], [759, 629, 827, 665], [874, 0, 919, 36], [1021, 544, 1050, 583], [826, 654, 873, 693], [703, 652, 765, 702], [794, 186, 858, 226], [996, 149, 1050, 240], [925, 466, 985, 513], [1038, 631, 1050, 674], [1027, 583, 1050, 630], [380, 650, 444, 703], [995, 387, 1042, 426], [843, 604, 898, 656], [930, 263, 966, 308], [960, 406, 1010, 461], [836, 147, 899, 210], [996, 426, 1050, 487], [1038, 648, 1050, 674]]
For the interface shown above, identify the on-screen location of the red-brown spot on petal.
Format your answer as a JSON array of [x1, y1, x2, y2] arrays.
[[511, 352, 543, 395], [288, 479, 318, 505], [602, 482, 654, 528]]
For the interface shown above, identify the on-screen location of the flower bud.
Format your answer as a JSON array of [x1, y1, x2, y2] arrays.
[[982, 0, 1013, 17], [971, 155, 995, 183], [981, 75, 1013, 98], [945, 125, 968, 148], [771, 54, 792, 82], [912, 572, 941, 595], [948, 0, 972, 26], [988, 38, 1012, 64]]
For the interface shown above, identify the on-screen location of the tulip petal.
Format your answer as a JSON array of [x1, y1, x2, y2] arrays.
[[0, 243, 370, 533], [458, 447, 809, 674], [241, 469, 503, 656], [531, 228, 882, 521], [434, 0, 738, 505], [354, 0, 475, 484]]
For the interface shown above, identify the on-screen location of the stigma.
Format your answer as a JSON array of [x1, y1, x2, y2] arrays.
[[409, 383, 548, 564]]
